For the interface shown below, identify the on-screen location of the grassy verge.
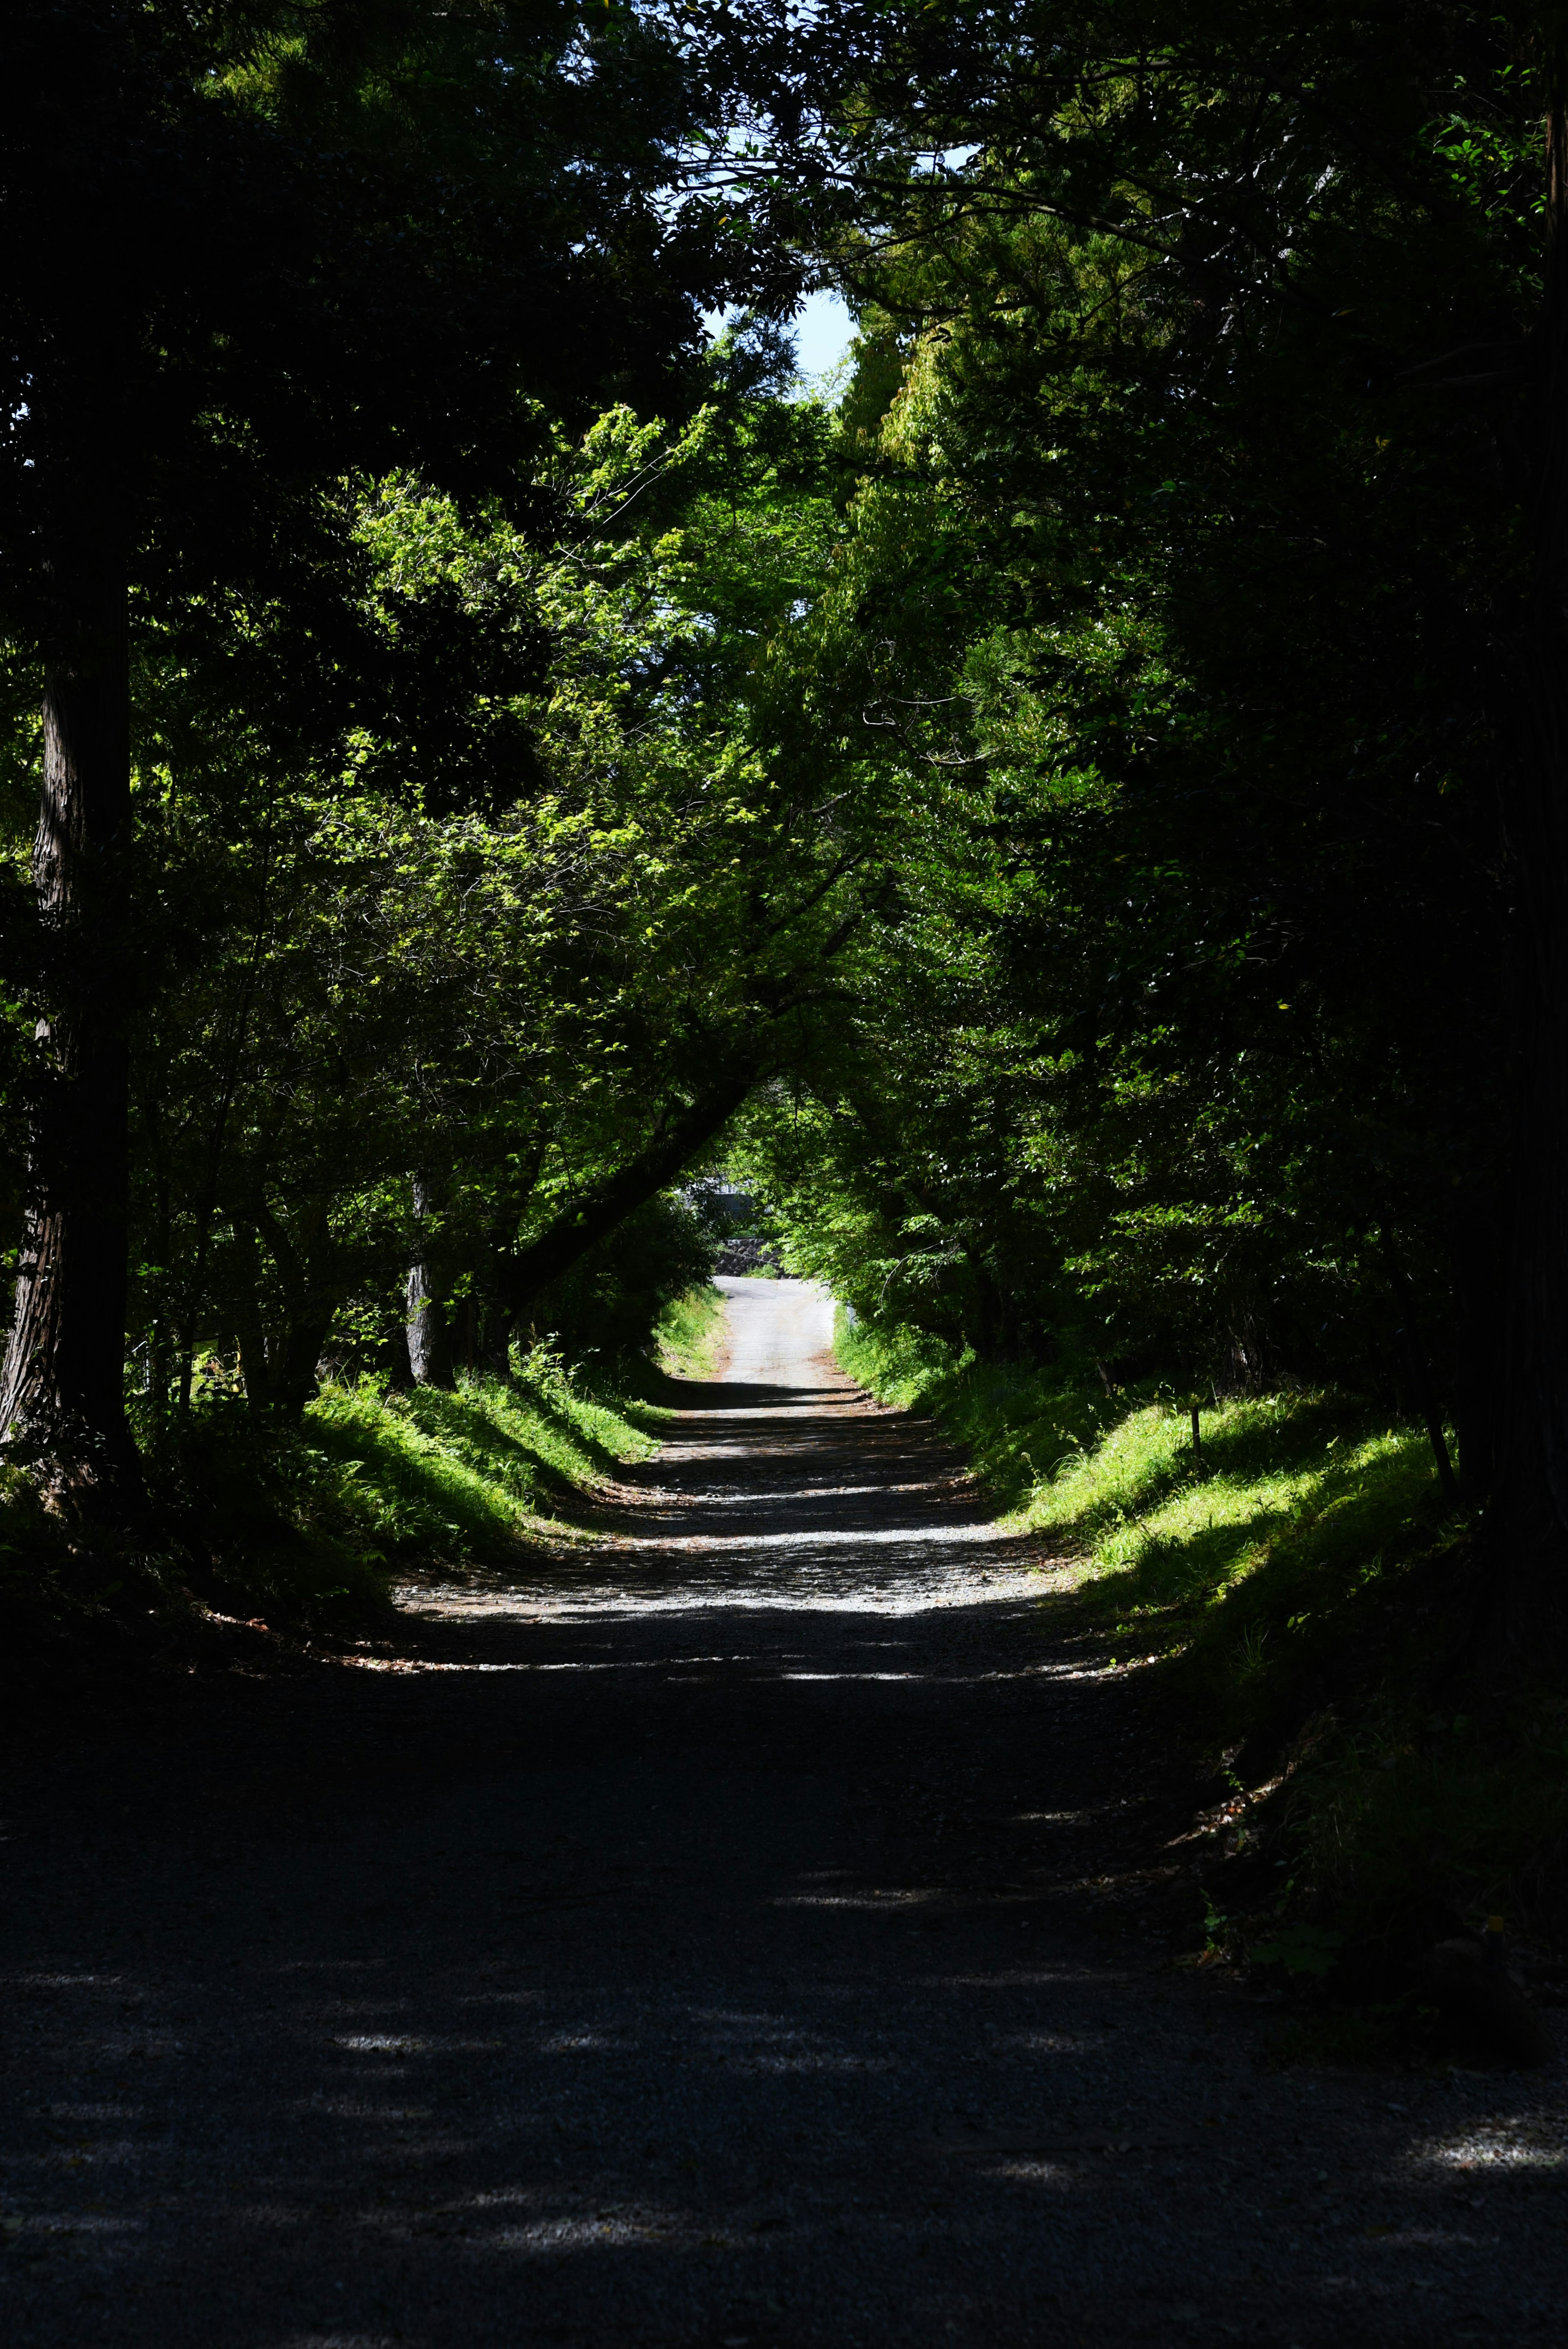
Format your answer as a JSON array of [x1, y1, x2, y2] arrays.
[[306, 1353, 654, 1553], [837, 1310, 1568, 1972], [2, 1298, 724, 1652], [153, 1342, 660, 1629], [835, 1311, 1114, 1511], [651, 1281, 727, 1381]]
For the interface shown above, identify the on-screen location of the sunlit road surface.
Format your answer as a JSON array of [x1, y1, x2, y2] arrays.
[[412, 1278, 1045, 1625], [2, 1278, 1564, 2348]]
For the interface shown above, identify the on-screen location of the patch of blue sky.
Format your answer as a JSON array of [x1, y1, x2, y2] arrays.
[[703, 287, 855, 399], [791, 287, 855, 379]]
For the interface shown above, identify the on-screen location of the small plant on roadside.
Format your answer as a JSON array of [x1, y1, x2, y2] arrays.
[[1249, 1922, 1345, 1978]]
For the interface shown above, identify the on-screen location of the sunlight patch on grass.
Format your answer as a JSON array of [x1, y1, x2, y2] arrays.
[[835, 1311, 1111, 1515], [834, 1307, 1452, 1713], [306, 1355, 657, 1565], [835, 1310, 1442, 1629], [653, 1284, 726, 1382], [833, 1307, 1568, 1952], [1018, 1400, 1434, 1604]]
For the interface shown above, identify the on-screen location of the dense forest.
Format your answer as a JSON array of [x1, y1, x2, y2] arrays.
[[7, 2, 1568, 1959]]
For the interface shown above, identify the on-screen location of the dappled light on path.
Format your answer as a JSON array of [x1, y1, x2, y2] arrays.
[[2, 1279, 1564, 2348], [407, 1277, 1047, 1627]]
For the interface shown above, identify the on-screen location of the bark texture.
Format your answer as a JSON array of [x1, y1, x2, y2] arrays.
[[0, 544, 143, 1512], [1480, 78, 1568, 1642]]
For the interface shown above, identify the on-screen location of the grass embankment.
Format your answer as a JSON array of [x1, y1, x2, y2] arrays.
[[646, 1281, 728, 1383], [837, 1312, 1568, 1964], [196, 1288, 733, 1618], [218, 1346, 658, 1618], [1, 1288, 728, 1650]]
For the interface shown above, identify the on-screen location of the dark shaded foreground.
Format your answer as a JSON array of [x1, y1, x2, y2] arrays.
[[2, 1278, 1564, 2348]]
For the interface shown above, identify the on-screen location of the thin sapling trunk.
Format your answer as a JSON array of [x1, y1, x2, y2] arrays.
[[406, 1172, 455, 1388]]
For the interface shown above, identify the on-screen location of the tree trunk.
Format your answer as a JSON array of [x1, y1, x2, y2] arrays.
[[0, 540, 143, 1517], [229, 1221, 274, 1409], [274, 1311, 335, 1417], [226, 1196, 336, 1415], [1450, 1181, 1504, 1507], [406, 1172, 454, 1387], [502, 1069, 756, 1317], [474, 1297, 514, 1378], [1380, 1228, 1459, 1507], [1478, 76, 1568, 1645]]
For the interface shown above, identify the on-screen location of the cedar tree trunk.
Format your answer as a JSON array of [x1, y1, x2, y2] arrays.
[[0, 535, 143, 1515], [1480, 78, 1568, 1643]]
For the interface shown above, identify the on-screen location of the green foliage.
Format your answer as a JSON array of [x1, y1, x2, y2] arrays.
[[11, 3, 1530, 1524], [717, 2, 1543, 1436], [651, 1282, 728, 1382], [841, 1304, 1452, 1743], [2, 1284, 713, 1648], [834, 1309, 1112, 1511], [1027, 1404, 1440, 1649], [85, 384, 859, 1424], [1283, 1695, 1568, 1950], [835, 1301, 1568, 1944], [2, 2, 1562, 1988], [526, 1197, 723, 1384], [306, 1359, 653, 1555], [152, 1345, 661, 1629]]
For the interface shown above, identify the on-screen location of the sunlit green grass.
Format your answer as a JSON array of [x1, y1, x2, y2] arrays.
[[836, 1310, 1446, 1685], [1, 1291, 718, 1639], [158, 1308, 707, 1625], [1020, 1397, 1437, 1616], [837, 1308, 1568, 1948], [835, 1310, 1111, 1513], [305, 1353, 657, 1563], [650, 1282, 727, 1382], [838, 1312, 1454, 1805]]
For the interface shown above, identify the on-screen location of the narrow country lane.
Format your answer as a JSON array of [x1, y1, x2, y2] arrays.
[[2, 1278, 1564, 2348]]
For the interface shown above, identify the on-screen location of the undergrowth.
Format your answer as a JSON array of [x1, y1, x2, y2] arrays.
[[2, 1290, 720, 1647], [171, 1335, 664, 1623], [836, 1309, 1568, 1962], [649, 1281, 727, 1383]]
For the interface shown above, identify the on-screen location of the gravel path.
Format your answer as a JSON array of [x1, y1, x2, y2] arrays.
[[2, 1275, 1564, 2347]]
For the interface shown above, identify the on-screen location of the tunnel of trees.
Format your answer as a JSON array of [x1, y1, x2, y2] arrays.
[[5, 0, 1568, 1679]]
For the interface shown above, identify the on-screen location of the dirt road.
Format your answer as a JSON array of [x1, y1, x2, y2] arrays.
[[2, 1277, 1563, 2346]]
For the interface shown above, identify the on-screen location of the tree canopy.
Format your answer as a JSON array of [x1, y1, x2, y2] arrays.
[[5, 0, 1568, 1643]]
